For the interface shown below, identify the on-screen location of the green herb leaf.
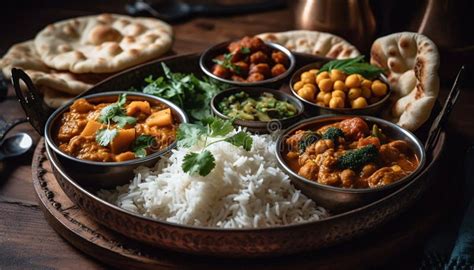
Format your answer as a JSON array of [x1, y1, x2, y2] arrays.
[[96, 128, 118, 146], [132, 135, 156, 158], [98, 93, 129, 124], [212, 53, 241, 74], [182, 150, 216, 176], [142, 64, 230, 121], [207, 117, 234, 137], [225, 131, 253, 151], [177, 123, 207, 148], [112, 115, 136, 128], [240, 47, 251, 54], [319, 56, 384, 79]]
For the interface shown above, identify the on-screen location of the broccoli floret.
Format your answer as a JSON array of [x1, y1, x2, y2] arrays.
[[322, 127, 344, 144], [337, 144, 378, 170], [298, 131, 321, 154]]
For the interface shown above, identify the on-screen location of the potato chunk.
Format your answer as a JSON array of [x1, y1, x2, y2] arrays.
[[146, 108, 172, 127], [110, 128, 136, 154], [126, 101, 151, 116], [80, 120, 102, 137], [115, 151, 136, 162], [70, 98, 94, 113]]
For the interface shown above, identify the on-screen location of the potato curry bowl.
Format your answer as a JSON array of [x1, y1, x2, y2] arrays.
[[276, 115, 425, 213], [44, 91, 188, 189]]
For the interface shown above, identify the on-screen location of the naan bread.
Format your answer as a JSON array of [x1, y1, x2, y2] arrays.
[[256, 30, 360, 59], [34, 13, 173, 73], [42, 87, 75, 108], [371, 32, 440, 131], [0, 40, 107, 96]]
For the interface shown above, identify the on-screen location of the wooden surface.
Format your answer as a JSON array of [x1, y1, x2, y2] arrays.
[[0, 1, 473, 269]]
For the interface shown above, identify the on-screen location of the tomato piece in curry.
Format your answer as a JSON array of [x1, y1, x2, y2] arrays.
[[55, 95, 177, 162], [284, 117, 419, 189]]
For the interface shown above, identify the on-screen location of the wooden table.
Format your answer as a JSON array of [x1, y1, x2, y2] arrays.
[[1, 1, 473, 269]]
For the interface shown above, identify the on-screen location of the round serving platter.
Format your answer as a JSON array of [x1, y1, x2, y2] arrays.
[[34, 53, 446, 258], [33, 137, 447, 269]]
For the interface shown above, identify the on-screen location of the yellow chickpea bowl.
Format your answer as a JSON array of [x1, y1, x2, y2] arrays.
[[289, 62, 391, 116]]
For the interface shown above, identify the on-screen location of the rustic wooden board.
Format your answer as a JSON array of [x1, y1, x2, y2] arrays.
[[32, 137, 453, 270]]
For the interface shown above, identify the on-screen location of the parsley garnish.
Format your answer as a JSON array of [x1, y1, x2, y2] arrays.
[[131, 135, 156, 158], [178, 117, 253, 176], [319, 56, 385, 79]]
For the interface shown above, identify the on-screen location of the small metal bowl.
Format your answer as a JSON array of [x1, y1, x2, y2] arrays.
[[199, 40, 296, 87], [44, 91, 189, 189], [211, 87, 304, 134], [276, 115, 426, 213], [289, 63, 392, 116]]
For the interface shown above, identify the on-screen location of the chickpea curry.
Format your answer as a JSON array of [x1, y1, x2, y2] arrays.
[[285, 117, 419, 189], [56, 94, 178, 162], [293, 57, 388, 109], [212, 36, 289, 82]]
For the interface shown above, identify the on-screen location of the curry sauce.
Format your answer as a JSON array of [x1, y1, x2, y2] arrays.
[[55, 95, 177, 162], [285, 117, 419, 189]]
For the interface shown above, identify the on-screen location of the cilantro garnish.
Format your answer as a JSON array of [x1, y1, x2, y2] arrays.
[[96, 128, 118, 147], [142, 63, 230, 121], [178, 117, 253, 176], [240, 47, 251, 54], [131, 135, 156, 158], [182, 150, 215, 176], [96, 93, 137, 146], [212, 53, 241, 74]]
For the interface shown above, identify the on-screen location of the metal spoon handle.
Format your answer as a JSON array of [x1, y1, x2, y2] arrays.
[[425, 65, 465, 151], [0, 117, 27, 141]]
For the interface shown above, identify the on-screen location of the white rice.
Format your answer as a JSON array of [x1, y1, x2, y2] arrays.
[[98, 132, 328, 228]]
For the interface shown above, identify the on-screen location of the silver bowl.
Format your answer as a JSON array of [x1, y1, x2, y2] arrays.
[[276, 115, 426, 213], [199, 40, 296, 87], [44, 91, 189, 189], [210, 87, 304, 133], [289, 63, 392, 116]]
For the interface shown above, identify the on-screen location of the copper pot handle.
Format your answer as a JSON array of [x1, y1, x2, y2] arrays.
[[11, 68, 51, 135]]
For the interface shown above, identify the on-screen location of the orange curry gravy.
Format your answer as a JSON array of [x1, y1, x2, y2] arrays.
[[55, 96, 178, 162], [284, 117, 419, 189]]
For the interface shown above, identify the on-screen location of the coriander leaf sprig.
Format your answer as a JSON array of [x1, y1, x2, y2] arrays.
[[319, 56, 385, 80], [95, 93, 137, 146], [132, 135, 156, 158], [178, 117, 253, 176], [212, 53, 241, 74]]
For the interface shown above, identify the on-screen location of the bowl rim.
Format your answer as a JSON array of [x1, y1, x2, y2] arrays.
[[275, 115, 427, 194], [199, 40, 296, 86], [289, 62, 392, 112], [44, 91, 189, 167], [210, 87, 305, 125]]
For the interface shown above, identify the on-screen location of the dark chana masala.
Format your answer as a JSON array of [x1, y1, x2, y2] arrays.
[[56, 94, 178, 162], [285, 117, 419, 189], [212, 36, 289, 82]]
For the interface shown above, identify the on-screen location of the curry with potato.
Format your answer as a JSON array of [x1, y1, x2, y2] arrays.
[[56, 94, 177, 162], [285, 117, 419, 189]]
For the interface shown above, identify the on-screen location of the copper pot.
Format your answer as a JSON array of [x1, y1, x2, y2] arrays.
[[293, 0, 376, 53]]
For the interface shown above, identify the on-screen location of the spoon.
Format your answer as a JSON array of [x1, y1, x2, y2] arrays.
[[0, 133, 33, 161]]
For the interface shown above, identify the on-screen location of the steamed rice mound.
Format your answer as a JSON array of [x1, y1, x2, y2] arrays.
[[99, 133, 328, 228]]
